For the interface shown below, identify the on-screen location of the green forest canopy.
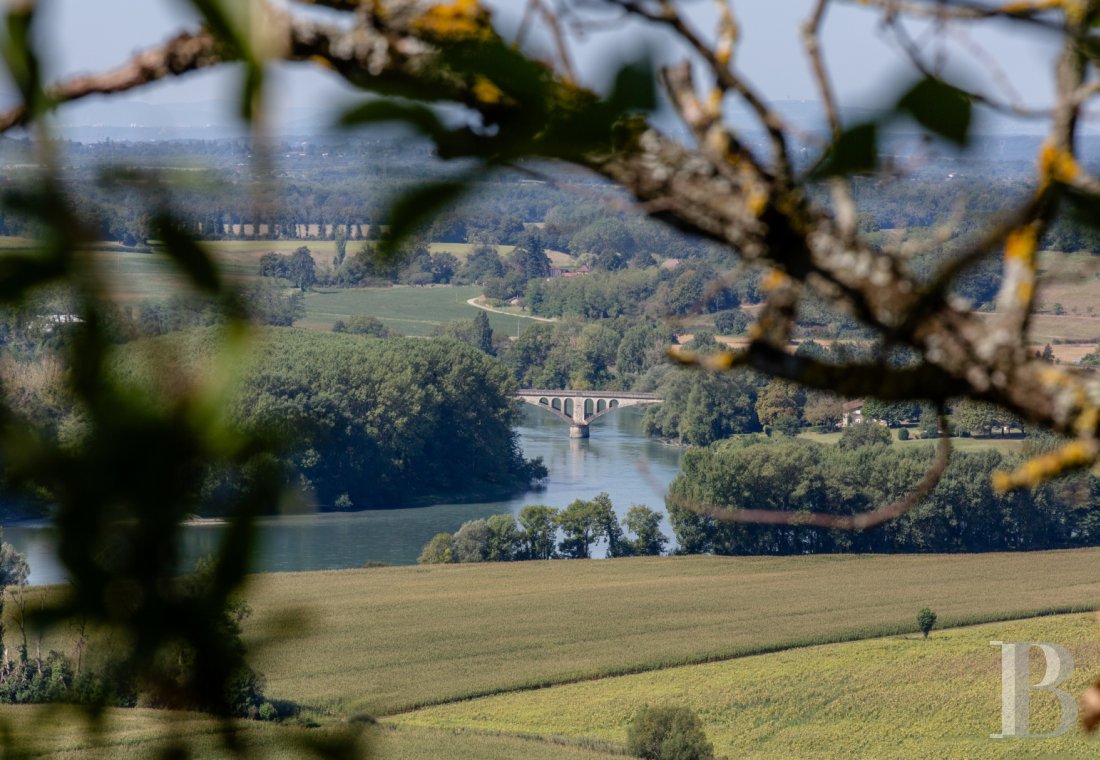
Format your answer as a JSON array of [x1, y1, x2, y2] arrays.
[[110, 328, 545, 512]]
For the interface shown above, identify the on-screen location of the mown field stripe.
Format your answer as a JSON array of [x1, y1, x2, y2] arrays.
[[375, 603, 1097, 716]]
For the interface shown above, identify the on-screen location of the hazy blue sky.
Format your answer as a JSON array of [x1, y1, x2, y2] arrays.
[[10, 1, 1065, 127]]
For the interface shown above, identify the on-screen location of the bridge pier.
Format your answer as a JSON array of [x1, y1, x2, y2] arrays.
[[570, 424, 590, 439]]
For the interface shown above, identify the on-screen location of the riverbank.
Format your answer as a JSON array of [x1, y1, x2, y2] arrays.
[[5, 407, 684, 584]]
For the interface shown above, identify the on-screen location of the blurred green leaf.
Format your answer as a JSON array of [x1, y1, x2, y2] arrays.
[[379, 179, 472, 259], [154, 214, 223, 293], [897, 77, 971, 146], [537, 57, 656, 161], [339, 100, 449, 140], [241, 60, 264, 123], [606, 57, 658, 115], [811, 122, 878, 178], [1, 6, 43, 117], [189, 0, 251, 58], [189, 0, 260, 121]]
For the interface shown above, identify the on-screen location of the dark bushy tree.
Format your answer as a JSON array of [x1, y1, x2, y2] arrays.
[[838, 422, 892, 450], [917, 608, 937, 639], [626, 705, 714, 760]]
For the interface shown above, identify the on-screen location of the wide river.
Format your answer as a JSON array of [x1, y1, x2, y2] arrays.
[[6, 406, 684, 585]]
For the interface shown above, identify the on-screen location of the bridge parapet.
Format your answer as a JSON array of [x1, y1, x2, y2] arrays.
[[515, 389, 662, 437]]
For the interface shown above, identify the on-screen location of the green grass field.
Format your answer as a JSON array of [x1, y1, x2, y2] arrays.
[[0, 237, 552, 335], [229, 552, 1100, 717], [14, 552, 1100, 757], [299, 285, 540, 335], [798, 429, 1027, 454], [393, 612, 1100, 758]]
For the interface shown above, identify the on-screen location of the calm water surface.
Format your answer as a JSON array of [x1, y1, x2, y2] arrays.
[[6, 406, 683, 584]]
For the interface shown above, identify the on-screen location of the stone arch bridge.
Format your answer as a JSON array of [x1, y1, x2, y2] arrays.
[[516, 389, 662, 438]]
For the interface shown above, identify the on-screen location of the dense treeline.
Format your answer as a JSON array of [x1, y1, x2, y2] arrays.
[[525, 265, 745, 320], [2, 137, 1095, 258], [640, 366, 766, 445], [667, 435, 1100, 554], [110, 329, 546, 512], [502, 318, 675, 391], [417, 495, 667, 563]]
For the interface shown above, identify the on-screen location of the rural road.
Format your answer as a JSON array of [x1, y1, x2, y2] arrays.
[[466, 297, 556, 322]]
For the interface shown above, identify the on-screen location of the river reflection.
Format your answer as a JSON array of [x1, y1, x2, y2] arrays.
[[6, 406, 683, 584]]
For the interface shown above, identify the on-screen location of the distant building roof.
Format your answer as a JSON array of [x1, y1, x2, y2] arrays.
[[660, 258, 682, 270]]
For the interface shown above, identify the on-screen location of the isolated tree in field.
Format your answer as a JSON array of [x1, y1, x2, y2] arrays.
[[431, 251, 459, 284], [627, 705, 714, 760], [917, 608, 937, 639], [332, 314, 396, 338], [15, 0, 1100, 746], [288, 246, 316, 292]]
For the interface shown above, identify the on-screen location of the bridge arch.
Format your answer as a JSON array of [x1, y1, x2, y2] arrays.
[[515, 389, 663, 437]]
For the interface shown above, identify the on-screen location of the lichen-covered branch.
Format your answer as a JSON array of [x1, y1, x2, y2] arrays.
[[0, 31, 223, 132], [5, 0, 1100, 490]]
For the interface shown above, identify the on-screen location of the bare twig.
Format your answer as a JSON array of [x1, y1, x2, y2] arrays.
[[611, 0, 795, 184]]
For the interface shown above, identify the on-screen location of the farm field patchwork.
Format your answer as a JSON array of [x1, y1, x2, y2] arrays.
[[300, 284, 540, 334], [12, 552, 1100, 757], [230, 552, 1100, 716], [0, 237, 546, 335], [393, 612, 1100, 758]]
